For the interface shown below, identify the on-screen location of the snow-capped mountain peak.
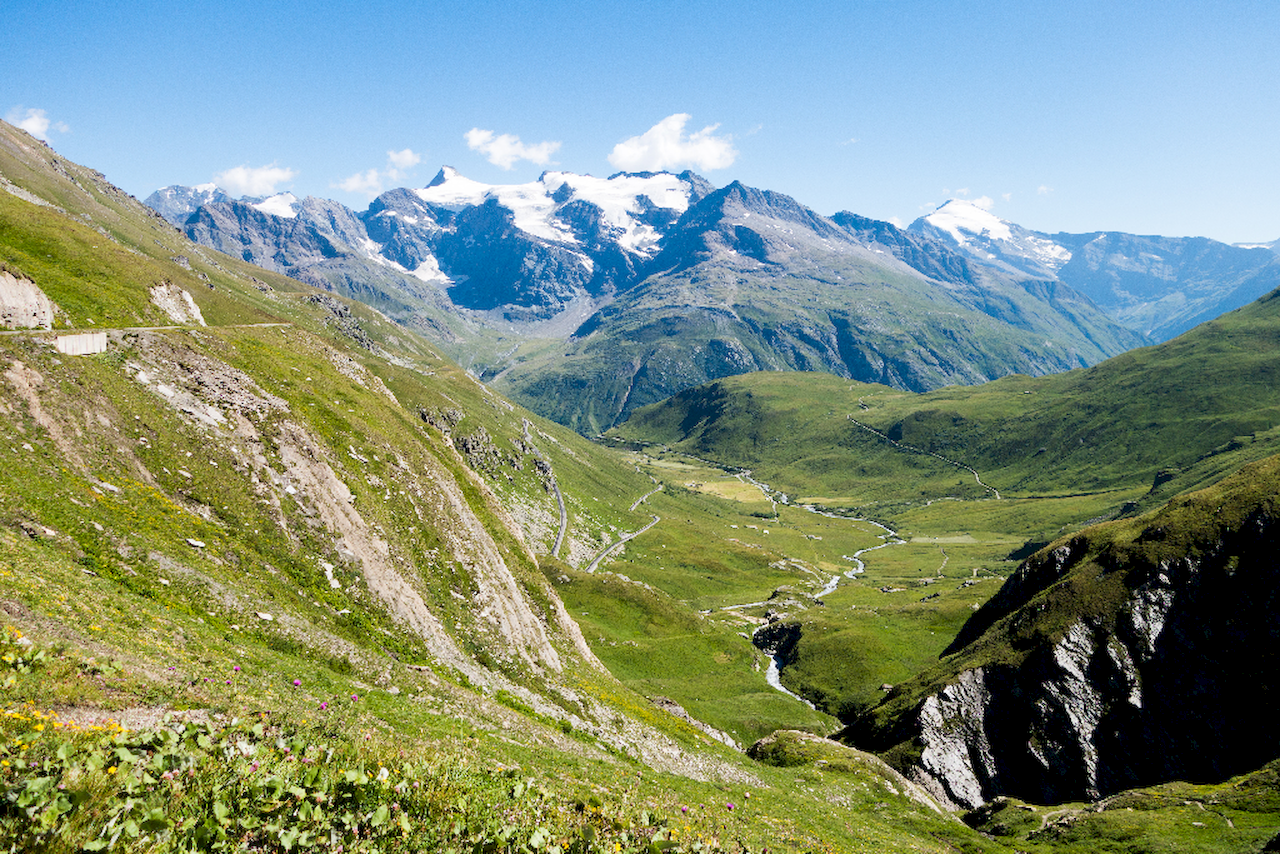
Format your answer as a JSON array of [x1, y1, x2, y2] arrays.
[[413, 168, 696, 252], [923, 199, 1013, 246], [144, 183, 232, 225], [417, 167, 495, 210], [912, 199, 1071, 276]]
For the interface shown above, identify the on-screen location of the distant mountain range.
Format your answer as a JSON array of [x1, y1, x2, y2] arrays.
[[146, 173, 1279, 432], [914, 199, 1280, 341]]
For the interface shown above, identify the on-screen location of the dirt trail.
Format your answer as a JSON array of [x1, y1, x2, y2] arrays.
[[848, 415, 1001, 499]]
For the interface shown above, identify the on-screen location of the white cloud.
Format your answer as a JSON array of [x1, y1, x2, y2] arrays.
[[465, 128, 560, 170], [6, 107, 69, 140], [333, 148, 424, 199], [1002, 192, 1013, 203], [387, 148, 421, 172], [608, 114, 737, 172], [214, 164, 297, 196], [336, 168, 383, 197], [1037, 185, 1054, 195], [972, 195, 995, 210]]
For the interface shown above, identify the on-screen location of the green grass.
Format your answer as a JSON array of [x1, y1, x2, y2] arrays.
[[543, 558, 832, 746], [612, 285, 1280, 512], [964, 764, 1280, 853]]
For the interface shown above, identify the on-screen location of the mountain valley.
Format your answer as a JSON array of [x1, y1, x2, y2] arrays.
[[2, 116, 1280, 852]]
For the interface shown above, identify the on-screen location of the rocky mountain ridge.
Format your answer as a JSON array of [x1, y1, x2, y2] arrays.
[[148, 172, 1156, 432], [494, 181, 1149, 432]]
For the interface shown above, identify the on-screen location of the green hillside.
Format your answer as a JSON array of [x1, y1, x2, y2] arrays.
[[3, 118, 1279, 852], [606, 273, 1280, 720], [613, 280, 1280, 518]]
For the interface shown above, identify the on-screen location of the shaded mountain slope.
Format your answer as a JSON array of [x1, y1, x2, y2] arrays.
[[490, 182, 1146, 433]]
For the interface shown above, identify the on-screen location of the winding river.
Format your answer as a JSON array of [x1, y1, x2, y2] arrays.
[[726, 471, 906, 706]]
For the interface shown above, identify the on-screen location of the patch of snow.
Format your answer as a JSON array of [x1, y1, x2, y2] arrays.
[[411, 255, 452, 285], [414, 167, 492, 210], [417, 167, 692, 253], [1027, 236, 1072, 269], [250, 192, 299, 219], [418, 169, 570, 242], [544, 171, 692, 253], [925, 199, 1072, 271]]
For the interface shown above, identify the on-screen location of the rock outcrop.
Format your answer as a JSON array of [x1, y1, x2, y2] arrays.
[[148, 282, 206, 325], [844, 456, 1280, 809], [0, 271, 58, 329]]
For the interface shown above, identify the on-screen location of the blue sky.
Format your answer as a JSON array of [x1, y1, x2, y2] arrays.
[[6, 0, 1278, 242]]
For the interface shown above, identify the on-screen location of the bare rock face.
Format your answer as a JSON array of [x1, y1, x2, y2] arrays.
[[148, 282, 206, 326], [845, 475, 1280, 809], [0, 271, 58, 329]]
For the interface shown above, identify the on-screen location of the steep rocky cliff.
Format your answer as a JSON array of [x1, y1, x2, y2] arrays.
[[843, 455, 1280, 809]]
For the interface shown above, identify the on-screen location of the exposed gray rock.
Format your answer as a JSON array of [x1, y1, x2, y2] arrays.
[[0, 271, 58, 329], [847, 494, 1280, 809], [149, 281, 206, 325]]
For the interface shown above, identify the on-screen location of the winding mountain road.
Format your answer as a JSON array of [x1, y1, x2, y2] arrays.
[[629, 484, 662, 511], [583, 514, 660, 574]]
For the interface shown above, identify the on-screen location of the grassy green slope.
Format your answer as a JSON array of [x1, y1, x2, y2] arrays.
[[603, 272, 1280, 734], [612, 282, 1280, 518]]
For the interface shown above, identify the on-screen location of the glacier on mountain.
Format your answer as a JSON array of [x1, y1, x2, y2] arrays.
[[414, 167, 693, 253], [250, 192, 300, 219]]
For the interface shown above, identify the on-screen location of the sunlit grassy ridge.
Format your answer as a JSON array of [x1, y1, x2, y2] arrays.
[[612, 280, 1280, 519]]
